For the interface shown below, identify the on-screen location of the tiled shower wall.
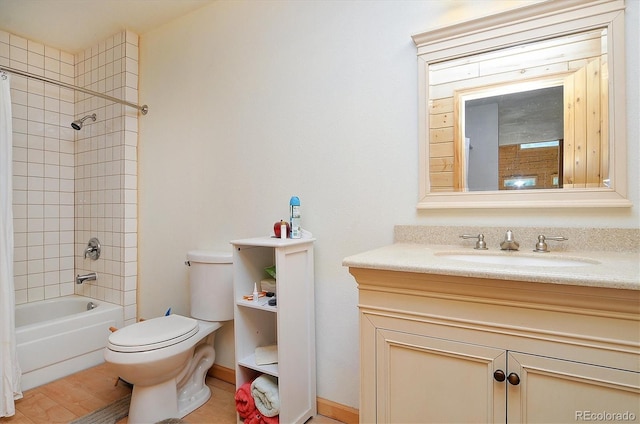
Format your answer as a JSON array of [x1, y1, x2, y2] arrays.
[[1, 30, 138, 325], [73, 31, 139, 325], [1, 32, 76, 303]]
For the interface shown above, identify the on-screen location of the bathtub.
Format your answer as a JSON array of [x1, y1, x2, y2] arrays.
[[15, 295, 123, 391]]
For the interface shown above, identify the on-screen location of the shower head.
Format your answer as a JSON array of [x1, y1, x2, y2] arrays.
[[71, 113, 96, 130]]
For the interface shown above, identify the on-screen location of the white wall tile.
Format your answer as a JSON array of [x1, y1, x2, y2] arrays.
[[27, 287, 44, 302], [44, 45, 59, 59], [13, 247, 27, 262], [27, 40, 44, 54], [44, 285, 60, 299], [27, 51, 44, 68], [27, 106, 44, 122], [44, 96, 59, 112], [27, 259, 44, 275], [9, 34, 27, 49], [60, 50, 73, 65], [12, 103, 27, 119], [44, 56, 60, 73], [10, 45, 27, 63], [60, 282, 74, 296], [12, 117, 27, 134], [11, 30, 139, 322], [11, 89, 27, 106], [27, 120, 44, 136], [60, 62, 73, 78]]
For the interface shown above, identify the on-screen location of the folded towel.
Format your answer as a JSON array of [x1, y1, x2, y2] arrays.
[[235, 381, 256, 419], [251, 374, 280, 417], [255, 345, 278, 365]]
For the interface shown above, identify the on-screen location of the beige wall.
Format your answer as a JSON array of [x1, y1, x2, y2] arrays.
[[138, 0, 639, 409]]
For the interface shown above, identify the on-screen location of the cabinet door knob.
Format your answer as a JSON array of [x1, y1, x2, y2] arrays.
[[493, 370, 506, 382], [507, 372, 521, 385]]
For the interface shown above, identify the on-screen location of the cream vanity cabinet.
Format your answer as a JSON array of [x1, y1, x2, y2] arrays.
[[231, 237, 316, 424], [350, 267, 640, 423]]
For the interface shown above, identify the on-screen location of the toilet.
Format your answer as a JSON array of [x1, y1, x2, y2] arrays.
[[104, 250, 233, 424]]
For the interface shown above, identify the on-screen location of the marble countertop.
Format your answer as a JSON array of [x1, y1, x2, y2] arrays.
[[343, 243, 640, 290]]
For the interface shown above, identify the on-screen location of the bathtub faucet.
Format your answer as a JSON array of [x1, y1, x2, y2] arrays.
[[76, 272, 97, 285], [83, 237, 101, 260], [84, 246, 96, 259]]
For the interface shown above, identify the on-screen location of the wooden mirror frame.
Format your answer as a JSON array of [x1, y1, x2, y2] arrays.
[[412, 0, 630, 209]]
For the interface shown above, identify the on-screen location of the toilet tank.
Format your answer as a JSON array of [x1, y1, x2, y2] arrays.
[[186, 250, 234, 321]]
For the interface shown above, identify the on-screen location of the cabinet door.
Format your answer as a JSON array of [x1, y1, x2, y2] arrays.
[[507, 352, 640, 423], [376, 329, 506, 423]]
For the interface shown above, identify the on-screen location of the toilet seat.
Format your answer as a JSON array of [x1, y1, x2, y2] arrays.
[[108, 314, 199, 353]]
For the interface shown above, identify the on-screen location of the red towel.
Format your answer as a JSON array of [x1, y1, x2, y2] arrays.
[[245, 412, 279, 424], [235, 382, 256, 419]]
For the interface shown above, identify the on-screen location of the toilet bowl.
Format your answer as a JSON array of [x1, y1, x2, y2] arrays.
[[104, 251, 233, 423], [104, 315, 222, 422]]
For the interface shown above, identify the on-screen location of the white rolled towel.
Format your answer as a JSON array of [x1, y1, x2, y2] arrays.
[[251, 374, 280, 417]]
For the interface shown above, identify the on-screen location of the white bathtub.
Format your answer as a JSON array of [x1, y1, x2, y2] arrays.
[[15, 295, 123, 391]]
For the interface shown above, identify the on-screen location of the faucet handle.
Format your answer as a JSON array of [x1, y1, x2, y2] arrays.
[[460, 234, 488, 250], [534, 235, 568, 253], [84, 237, 101, 260]]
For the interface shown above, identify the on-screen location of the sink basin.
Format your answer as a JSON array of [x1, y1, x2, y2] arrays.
[[436, 252, 598, 267]]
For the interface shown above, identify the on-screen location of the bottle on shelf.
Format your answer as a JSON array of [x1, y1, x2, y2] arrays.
[[289, 196, 301, 239], [252, 282, 259, 303]]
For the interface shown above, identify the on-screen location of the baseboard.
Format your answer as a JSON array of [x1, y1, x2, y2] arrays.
[[210, 365, 360, 423], [209, 364, 235, 384], [317, 397, 360, 424]]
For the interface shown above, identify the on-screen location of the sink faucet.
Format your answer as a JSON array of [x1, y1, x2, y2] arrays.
[[500, 230, 520, 251], [76, 272, 97, 285], [533, 235, 568, 253]]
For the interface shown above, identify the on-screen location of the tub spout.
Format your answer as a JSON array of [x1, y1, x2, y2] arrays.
[[76, 272, 97, 285]]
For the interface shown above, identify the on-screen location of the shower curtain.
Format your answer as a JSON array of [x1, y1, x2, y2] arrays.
[[0, 71, 22, 417]]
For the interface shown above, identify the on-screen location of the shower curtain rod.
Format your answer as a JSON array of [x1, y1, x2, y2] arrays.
[[0, 65, 148, 115]]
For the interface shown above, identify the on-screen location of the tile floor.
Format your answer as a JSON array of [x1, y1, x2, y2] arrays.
[[2, 364, 342, 424]]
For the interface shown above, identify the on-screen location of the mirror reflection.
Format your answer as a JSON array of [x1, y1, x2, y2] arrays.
[[462, 84, 564, 191], [429, 28, 608, 192]]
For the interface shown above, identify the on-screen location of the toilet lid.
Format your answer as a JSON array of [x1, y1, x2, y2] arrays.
[[108, 314, 199, 353]]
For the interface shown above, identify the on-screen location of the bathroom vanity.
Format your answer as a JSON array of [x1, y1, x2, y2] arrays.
[[344, 229, 639, 423]]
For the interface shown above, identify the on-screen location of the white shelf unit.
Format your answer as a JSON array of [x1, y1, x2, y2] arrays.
[[231, 237, 316, 424]]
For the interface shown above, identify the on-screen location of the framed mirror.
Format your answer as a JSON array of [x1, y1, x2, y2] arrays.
[[412, 0, 630, 208]]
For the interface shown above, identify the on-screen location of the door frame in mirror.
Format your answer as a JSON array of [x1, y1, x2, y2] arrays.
[[412, 0, 630, 209], [454, 77, 566, 192]]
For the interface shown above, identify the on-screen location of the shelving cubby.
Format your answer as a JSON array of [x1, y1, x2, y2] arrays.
[[231, 236, 316, 424]]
